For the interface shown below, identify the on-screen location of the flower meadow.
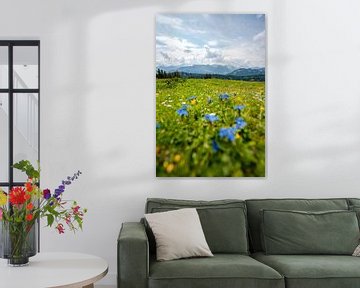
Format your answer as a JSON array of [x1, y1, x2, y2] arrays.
[[156, 78, 265, 177]]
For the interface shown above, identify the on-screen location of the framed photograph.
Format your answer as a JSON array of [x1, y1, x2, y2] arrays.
[[156, 14, 266, 177]]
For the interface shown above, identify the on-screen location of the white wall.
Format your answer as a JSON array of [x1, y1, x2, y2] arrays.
[[1, 0, 360, 285]]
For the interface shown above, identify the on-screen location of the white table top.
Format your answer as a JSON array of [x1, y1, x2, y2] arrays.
[[0, 252, 108, 288]]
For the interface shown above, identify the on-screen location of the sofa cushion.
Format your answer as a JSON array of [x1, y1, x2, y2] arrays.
[[146, 198, 249, 254], [252, 252, 360, 288], [349, 205, 360, 228], [149, 254, 284, 288], [145, 208, 213, 261], [246, 198, 349, 252], [261, 209, 359, 255]]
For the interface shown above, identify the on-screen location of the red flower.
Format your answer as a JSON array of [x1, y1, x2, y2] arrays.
[[24, 193, 31, 200], [56, 223, 65, 234], [9, 187, 26, 205], [25, 182, 33, 192], [26, 214, 33, 221], [65, 214, 71, 225], [72, 205, 80, 215], [26, 203, 34, 210]]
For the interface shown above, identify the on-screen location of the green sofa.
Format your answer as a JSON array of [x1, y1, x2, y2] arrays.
[[118, 198, 360, 288]]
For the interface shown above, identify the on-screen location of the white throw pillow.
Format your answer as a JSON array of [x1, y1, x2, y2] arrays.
[[353, 244, 360, 256], [145, 208, 213, 261]]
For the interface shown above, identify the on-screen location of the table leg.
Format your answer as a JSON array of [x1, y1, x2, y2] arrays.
[[82, 284, 94, 288]]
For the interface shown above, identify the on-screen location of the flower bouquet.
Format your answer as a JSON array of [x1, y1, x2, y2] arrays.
[[0, 160, 87, 266]]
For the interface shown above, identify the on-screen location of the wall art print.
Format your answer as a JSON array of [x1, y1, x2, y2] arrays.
[[156, 14, 266, 177]]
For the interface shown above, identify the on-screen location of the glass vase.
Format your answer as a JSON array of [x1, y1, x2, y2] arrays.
[[0, 220, 37, 266]]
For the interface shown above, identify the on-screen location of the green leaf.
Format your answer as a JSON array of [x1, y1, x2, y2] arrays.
[[12, 160, 40, 180], [47, 214, 54, 227]]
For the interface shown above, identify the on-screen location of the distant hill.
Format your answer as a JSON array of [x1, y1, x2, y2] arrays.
[[156, 65, 265, 81], [227, 67, 265, 77]]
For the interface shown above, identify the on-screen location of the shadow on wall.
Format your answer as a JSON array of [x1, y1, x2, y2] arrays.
[[45, 0, 232, 183]]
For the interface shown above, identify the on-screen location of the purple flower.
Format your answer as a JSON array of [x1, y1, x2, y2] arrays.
[[54, 171, 82, 199], [204, 114, 219, 123], [54, 188, 64, 199], [43, 189, 51, 200], [219, 127, 237, 142]]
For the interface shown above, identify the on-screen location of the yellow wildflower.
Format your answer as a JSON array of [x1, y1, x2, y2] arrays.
[[174, 154, 181, 162], [166, 163, 175, 173], [190, 100, 196, 105], [0, 190, 7, 206]]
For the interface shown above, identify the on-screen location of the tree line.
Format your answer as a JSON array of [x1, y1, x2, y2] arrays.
[[156, 68, 265, 82]]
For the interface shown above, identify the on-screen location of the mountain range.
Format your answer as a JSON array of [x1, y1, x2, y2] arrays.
[[157, 65, 265, 77]]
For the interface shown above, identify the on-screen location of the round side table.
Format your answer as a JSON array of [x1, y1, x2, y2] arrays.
[[0, 252, 108, 288]]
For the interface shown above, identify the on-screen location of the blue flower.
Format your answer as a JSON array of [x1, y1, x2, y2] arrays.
[[204, 114, 219, 123], [219, 127, 237, 142], [187, 95, 197, 101], [219, 93, 230, 101], [234, 105, 245, 111], [156, 122, 161, 129], [235, 117, 247, 130], [176, 104, 189, 116], [212, 140, 220, 152], [176, 108, 188, 117]]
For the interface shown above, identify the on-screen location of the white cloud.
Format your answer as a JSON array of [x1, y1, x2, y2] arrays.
[[156, 28, 265, 68], [160, 52, 171, 61], [207, 40, 218, 47], [223, 41, 265, 68], [156, 36, 202, 66], [204, 45, 223, 61], [253, 30, 265, 42], [157, 36, 198, 50], [157, 35, 265, 68]]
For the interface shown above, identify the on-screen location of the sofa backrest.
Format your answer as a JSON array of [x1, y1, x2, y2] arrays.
[[245, 198, 349, 252], [348, 198, 360, 207], [145, 198, 249, 255]]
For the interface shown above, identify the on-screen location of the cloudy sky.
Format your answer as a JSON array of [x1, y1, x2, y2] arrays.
[[156, 14, 265, 69]]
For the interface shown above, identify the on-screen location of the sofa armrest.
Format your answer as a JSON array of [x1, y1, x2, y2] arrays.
[[118, 222, 149, 288]]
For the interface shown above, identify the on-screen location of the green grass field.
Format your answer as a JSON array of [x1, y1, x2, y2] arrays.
[[156, 78, 265, 177]]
